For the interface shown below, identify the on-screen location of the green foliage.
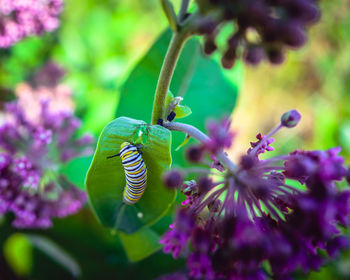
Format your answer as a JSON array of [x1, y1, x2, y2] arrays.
[[174, 104, 192, 119], [3, 233, 81, 278], [86, 117, 175, 234], [27, 235, 81, 278], [61, 156, 94, 190], [118, 227, 162, 262], [116, 30, 242, 166], [0, 35, 56, 87], [3, 234, 33, 277], [165, 90, 192, 119]]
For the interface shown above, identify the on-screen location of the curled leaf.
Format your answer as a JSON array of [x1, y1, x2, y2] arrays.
[[85, 117, 176, 234]]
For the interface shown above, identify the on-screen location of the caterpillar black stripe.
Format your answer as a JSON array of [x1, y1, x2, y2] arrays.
[[108, 142, 147, 205]]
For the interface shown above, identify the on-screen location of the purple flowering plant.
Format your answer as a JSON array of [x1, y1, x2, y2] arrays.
[[83, 0, 350, 279], [80, 0, 350, 278], [160, 111, 350, 279], [0, 66, 93, 228], [0, 0, 349, 279], [0, 0, 63, 48]]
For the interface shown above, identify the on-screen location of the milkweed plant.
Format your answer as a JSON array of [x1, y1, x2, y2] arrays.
[[1, 0, 350, 279]]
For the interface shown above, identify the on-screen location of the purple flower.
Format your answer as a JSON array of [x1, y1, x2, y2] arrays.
[[159, 209, 195, 259], [34, 127, 53, 145], [248, 133, 275, 156], [157, 272, 188, 280], [160, 110, 350, 279], [0, 80, 93, 228], [203, 118, 234, 154], [187, 253, 215, 280], [0, 153, 11, 169], [0, 0, 63, 48]]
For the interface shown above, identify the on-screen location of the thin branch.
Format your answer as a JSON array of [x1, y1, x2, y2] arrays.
[[164, 122, 210, 142], [179, 0, 190, 21], [161, 0, 178, 31], [163, 122, 236, 172]]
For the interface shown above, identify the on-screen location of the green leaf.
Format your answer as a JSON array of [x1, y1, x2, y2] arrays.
[[339, 121, 350, 153], [118, 227, 162, 262], [3, 233, 81, 278], [165, 90, 192, 119], [3, 234, 33, 277], [26, 234, 81, 278], [174, 104, 192, 119], [165, 90, 175, 111], [116, 30, 243, 166], [85, 117, 176, 234]]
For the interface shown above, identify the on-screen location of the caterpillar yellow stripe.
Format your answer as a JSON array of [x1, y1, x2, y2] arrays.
[[119, 142, 147, 205]]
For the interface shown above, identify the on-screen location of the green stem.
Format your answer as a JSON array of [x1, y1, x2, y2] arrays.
[[178, 0, 190, 20], [151, 31, 189, 124]]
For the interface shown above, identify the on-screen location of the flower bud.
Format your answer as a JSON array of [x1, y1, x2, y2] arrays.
[[267, 48, 285, 64], [186, 145, 204, 163], [286, 0, 320, 24], [221, 48, 236, 69], [281, 109, 301, 128], [198, 176, 213, 194], [196, 18, 217, 35], [244, 45, 265, 65], [281, 23, 306, 48], [204, 38, 217, 55], [181, 180, 198, 196], [163, 170, 184, 189]]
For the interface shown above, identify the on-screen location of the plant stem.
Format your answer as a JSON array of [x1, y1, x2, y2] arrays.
[[163, 122, 236, 173], [179, 0, 190, 21], [249, 124, 282, 155], [151, 31, 190, 125]]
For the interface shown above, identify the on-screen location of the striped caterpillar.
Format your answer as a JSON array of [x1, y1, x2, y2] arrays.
[[107, 142, 147, 205]]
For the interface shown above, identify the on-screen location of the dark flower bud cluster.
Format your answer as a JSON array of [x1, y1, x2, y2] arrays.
[[0, 0, 63, 48], [160, 110, 350, 279], [195, 0, 320, 67], [0, 79, 93, 228]]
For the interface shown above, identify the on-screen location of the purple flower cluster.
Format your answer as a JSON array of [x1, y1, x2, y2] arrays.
[[0, 0, 63, 48], [160, 110, 350, 279], [0, 88, 93, 228], [195, 0, 320, 67]]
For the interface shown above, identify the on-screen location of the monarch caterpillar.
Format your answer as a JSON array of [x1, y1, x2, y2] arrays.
[[107, 142, 147, 205]]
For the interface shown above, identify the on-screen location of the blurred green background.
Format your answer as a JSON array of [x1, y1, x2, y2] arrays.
[[0, 0, 350, 279]]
